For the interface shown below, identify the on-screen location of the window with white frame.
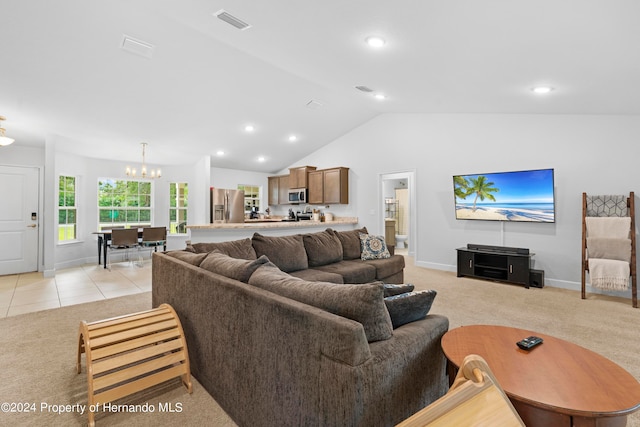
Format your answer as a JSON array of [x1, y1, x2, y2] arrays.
[[98, 178, 152, 230], [170, 182, 188, 234], [58, 175, 77, 242], [238, 184, 260, 213]]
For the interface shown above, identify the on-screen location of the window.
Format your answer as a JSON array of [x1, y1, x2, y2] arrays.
[[98, 179, 152, 229], [238, 184, 260, 213], [170, 182, 188, 234], [58, 175, 77, 242]]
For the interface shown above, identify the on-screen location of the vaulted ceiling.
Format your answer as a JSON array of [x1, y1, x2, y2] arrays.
[[1, 1, 639, 172]]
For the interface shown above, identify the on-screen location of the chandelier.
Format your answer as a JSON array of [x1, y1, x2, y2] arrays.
[[126, 142, 161, 178], [0, 116, 15, 146]]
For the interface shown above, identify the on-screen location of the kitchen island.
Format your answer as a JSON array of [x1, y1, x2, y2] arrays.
[[187, 217, 359, 243]]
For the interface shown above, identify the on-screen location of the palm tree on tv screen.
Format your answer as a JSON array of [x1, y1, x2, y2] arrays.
[[453, 175, 471, 199], [468, 176, 499, 212]]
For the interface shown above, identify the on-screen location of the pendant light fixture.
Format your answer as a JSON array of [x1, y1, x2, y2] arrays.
[[0, 116, 15, 146], [126, 142, 161, 178]]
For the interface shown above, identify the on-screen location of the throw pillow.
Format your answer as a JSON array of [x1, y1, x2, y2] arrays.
[[248, 262, 393, 342], [165, 250, 209, 266], [303, 229, 344, 267], [200, 250, 269, 282], [384, 290, 437, 329], [251, 233, 309, 272], [187, 238, 257, 260], [359, 233, 391, 260], [383, 283, 415, 297], [334, 227, 368, 260]]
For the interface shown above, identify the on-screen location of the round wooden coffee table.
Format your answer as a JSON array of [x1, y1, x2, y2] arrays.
[[441, 325, 640, 427]]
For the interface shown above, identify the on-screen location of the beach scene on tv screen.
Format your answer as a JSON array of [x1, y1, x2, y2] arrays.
[[454, 169, 555, 222]]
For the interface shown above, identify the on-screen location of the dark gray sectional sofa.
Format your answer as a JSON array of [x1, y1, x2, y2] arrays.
[[187, 227, 405, 284], [152, 227, 449, 427]]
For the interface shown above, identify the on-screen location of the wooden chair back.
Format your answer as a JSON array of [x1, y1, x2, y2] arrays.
[[396, 354, 524, 427]]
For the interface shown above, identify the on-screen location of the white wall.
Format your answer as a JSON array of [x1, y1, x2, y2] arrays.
[[292, 113, 640, 296]]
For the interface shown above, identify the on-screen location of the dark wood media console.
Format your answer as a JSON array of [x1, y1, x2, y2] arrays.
[[457, 244, 534, 288]]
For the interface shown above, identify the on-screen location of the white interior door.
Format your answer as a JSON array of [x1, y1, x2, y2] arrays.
[[0, 165, 39, 275]]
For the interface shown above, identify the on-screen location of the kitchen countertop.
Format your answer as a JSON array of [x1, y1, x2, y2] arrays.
[[187, 217, 358, 229]]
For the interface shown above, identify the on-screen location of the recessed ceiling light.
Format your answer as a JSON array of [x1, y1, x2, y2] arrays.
[[216, 150, 225, 156], [365, 36, 386, 48], [244, 124, 255, 132], [257, 156, 266, 162], [374, 93, 386, 100], [531, 86, 554, 94], [288, 135, 297, 142]]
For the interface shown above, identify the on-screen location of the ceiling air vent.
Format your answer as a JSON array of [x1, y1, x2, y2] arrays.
[[355, 86, 374, 93], [214, 9, 252, 30], [306, 100, 323, 110], [121, 35, 154, 59]]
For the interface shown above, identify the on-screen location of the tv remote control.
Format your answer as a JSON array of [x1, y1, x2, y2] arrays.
[[517, 336, 543, 350]]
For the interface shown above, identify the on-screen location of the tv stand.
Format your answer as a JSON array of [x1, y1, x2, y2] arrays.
[[457, 244, 534, 288]]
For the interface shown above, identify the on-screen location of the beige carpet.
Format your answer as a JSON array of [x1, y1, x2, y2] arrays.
[[1, 257, 639, 426]]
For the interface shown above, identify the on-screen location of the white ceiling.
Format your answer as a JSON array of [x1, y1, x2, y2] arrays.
[[1, 0, 639, 173]]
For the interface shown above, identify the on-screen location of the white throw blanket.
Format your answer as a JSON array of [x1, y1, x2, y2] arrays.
[[585, 216, 632, 290], [589, 258, 630, 291], [585, 217, 631, 239], [586, 237, 631, 262]]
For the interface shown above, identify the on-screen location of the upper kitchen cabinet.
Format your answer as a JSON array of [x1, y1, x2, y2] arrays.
[[268, 175, 290, 205], [288, 166, 316, 189], [308, 167, 349, 204]]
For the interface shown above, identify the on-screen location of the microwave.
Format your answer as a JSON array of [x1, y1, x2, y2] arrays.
[[288, 188, 307, 204]]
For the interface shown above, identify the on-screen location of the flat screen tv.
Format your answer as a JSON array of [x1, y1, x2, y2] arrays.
[[453, 168, 555, 222]]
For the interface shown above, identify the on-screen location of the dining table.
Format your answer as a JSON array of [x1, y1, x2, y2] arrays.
[[93, 228, 167, 269]]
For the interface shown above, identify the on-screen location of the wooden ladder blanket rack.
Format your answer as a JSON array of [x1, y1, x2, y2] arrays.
[[77, 303, 192, 426], [581, 192, 637, 308]]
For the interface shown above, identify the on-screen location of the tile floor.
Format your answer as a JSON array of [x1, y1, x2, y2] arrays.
[[0, 259, 151, 318]]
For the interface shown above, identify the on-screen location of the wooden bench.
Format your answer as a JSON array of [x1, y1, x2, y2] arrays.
[[77, 303, 192, 426]]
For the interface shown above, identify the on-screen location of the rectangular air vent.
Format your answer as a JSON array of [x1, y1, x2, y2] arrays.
[[355, 86, 374, 93], [214, 9, 252, 30], [306, 100, 324, 110], [121, 35, 154, 59]]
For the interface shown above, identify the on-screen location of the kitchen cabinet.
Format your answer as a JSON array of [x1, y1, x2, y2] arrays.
[[308, 171, 324, 204], [308, 167, 349, 204], [277, 175, 289, 205], [268, 175, 289, 205], [288, 166, 316, 189]]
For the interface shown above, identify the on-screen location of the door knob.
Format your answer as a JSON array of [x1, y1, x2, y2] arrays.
[[27, 224, 37, 228]]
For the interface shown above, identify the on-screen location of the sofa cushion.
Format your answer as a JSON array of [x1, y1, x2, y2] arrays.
[[187, 238, 257, 260], [289, 268, 344, 284], [165, 250, 208, 266], [251, 233, 309, 272], [313, 260, 377, 284], [200, 250, 269, 282], [383, 283, 415, 297], [384, 290, 437, 329], [334, 227, 368, 260], [248, 262, 393, 342], [303, 229, 343, 267], [360, 233, 391, 260], [365, 255, 406, 280]]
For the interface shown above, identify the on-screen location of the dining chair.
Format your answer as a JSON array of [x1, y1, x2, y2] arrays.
[[139, 227, 167, 262], [107, 228, 140, 269]]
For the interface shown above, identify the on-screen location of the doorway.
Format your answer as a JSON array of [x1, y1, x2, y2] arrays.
[[380, 171, 415, 257], [0, 165, 40, 275]]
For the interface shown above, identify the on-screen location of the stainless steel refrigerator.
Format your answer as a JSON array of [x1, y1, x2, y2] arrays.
[[210, 188, 245, 223]]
